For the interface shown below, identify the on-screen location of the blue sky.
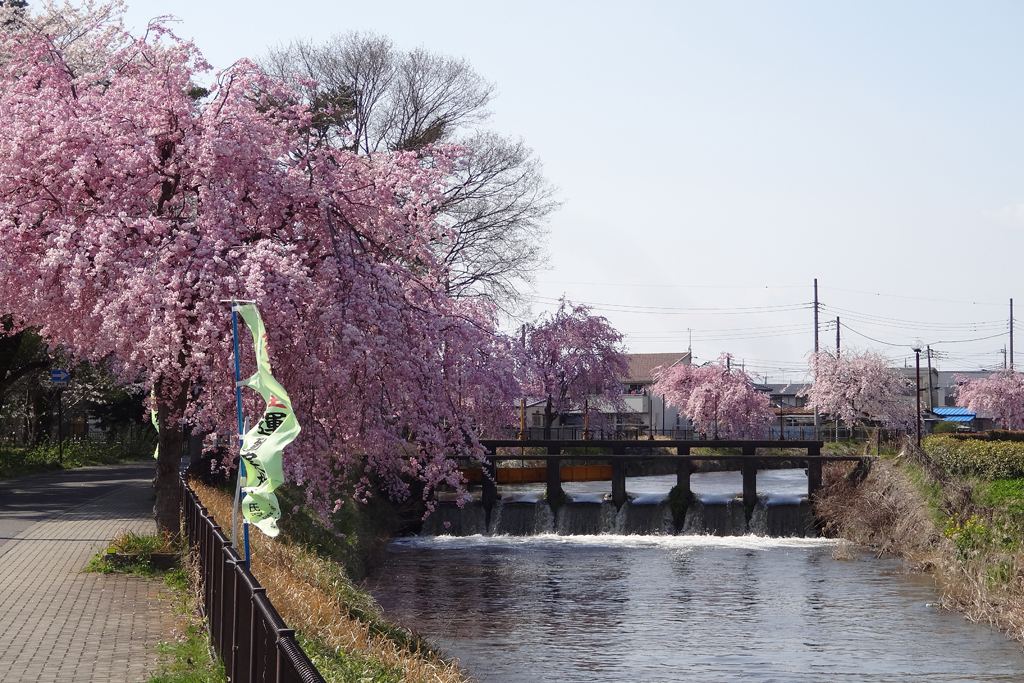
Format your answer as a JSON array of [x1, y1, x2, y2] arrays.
[[123, 1, 1024, 378]]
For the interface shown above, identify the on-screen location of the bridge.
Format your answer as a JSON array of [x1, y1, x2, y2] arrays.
[[473, 439, 869, 523]]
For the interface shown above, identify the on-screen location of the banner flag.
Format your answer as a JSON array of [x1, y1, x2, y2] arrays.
[[234, 303, 301, 537], [151, 392, 159, 459]]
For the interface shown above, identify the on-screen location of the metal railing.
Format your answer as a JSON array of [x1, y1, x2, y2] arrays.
[[488, 426, 885, 442], [181, 477, 326, 683], [491, 427, 699, 441]]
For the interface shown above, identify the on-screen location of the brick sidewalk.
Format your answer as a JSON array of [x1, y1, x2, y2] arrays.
[[0, 463, 178, 682]]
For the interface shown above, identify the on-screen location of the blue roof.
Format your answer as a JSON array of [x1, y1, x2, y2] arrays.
[[933, 407, 976, 422]]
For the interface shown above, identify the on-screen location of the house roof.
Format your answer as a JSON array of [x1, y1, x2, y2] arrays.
[[623, 352, 691, 383], [756, 382, 812, 396], [933, 407, 976, 422]]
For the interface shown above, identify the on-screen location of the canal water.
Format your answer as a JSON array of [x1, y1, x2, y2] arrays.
[[368, 473, 1024, 682]]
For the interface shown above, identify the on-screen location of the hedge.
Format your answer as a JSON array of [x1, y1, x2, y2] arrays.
[[943, 430, 1024, 443], [924, 435, 1024, 479]]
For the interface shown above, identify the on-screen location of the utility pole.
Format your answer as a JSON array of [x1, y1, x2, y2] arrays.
[[813, 278, 820, 439], [814, 279, 819, 353], [836, 316, 841, 442], [912, 342, 923, 447], [926, 345, 934, 411], [1011, 298, 1015, 370]]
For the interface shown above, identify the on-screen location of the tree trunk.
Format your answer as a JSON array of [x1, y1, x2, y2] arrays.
[[153, 379, 189, 538], [31, 387, 55, 445]]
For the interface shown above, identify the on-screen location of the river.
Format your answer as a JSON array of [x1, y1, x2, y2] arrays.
[[368, 472, 1024, 682]]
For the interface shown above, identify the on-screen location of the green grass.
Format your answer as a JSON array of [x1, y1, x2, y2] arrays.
[[148, 566, 225, 683], [298, 633, 406, 683], [109, 529, 176, 554], [975, 478, 1024, 509], [85, 531, 181, 578], [903, 462, 947, 526]]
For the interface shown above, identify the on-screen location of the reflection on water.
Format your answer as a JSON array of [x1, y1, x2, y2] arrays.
[[370, 534, 1024, 682]]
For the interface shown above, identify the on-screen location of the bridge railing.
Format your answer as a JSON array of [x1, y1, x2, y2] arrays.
[[486, 426, 885, 442]]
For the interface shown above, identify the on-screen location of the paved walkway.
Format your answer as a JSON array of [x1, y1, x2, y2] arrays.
[[0, 461, 177, 682]]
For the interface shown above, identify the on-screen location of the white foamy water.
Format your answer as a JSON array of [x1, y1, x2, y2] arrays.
[[390, 532, 832, 551], [566, 492, 605, 504], [515, 468, 813, 498], [630, 492, 669, 505]]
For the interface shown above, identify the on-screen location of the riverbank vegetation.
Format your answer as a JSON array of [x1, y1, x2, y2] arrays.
[[816, 433, 1024, 643], [190, 481, 470, 683]]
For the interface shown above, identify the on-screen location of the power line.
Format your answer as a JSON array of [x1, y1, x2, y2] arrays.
[[820, 304, 1006, 331], [537, 281, 807, 290], [819, 286, 1005, 307], [527, 295, 811, 316]]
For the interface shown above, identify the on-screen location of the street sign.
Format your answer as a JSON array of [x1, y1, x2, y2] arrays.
[[50, 369, 69, 387]]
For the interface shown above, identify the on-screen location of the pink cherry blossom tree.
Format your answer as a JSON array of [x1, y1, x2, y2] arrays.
[[651, 353, 774, 439], [803, 349, 915, 430], [954, 370, 1024, 430], [0, 10, 519, 534], [523, 300, 629, 438]]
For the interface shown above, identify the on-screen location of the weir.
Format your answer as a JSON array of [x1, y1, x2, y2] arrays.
[[425, 439, 865, 538], [421, 493, 819, 537]]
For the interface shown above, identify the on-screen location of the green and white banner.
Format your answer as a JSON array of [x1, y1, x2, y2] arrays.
[[234, 303, 301, 537]]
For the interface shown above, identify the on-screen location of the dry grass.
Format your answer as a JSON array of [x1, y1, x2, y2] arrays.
[[815, 458, 943, 566], [191, 482, 471, 683], [815, 444, 1024, 646]]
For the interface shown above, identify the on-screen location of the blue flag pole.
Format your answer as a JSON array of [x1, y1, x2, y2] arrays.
[[231, 302, 251, 566]]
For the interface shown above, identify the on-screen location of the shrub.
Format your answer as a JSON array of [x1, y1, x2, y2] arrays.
[[933, 421, 961, 434], [924, 435, 1024, 479]]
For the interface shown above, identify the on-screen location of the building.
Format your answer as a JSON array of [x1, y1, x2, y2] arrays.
[[617, 352, 692, 435], [894, 366, 941, 412], [519, 351, 692, 438], [930, 406, 993, 432]]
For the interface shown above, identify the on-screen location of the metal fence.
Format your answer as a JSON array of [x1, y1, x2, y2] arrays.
[[488, 425, 884, 442], [491, 427, 699, 441], [180, 477, 326, 683]]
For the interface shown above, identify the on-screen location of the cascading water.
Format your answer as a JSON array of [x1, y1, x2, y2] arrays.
[[420, 500, 488, 536], [421, 469, 817, 538], [681, 495, 750, 536], [555, 500, 605, 535], [621, 494, 672, 535]]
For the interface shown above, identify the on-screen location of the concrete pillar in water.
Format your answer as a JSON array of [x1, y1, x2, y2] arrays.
[[611, 446, 627, 510], [741, 445, 757, 520], [806, 445, 822, 499], [546, 445, 563, 511], [672, 447, 693, 530], [675, 446, 692, 495], [482, 457, 497, 530]]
